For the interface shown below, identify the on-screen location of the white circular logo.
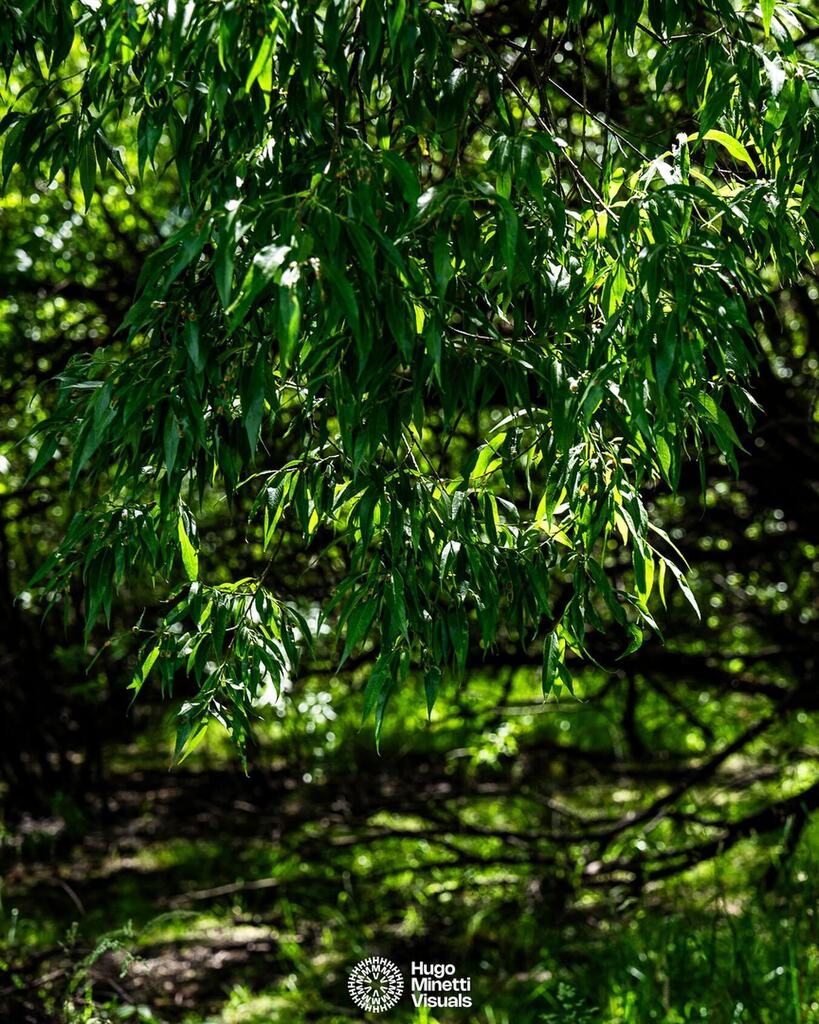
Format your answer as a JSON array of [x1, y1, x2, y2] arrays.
[[348, 956, 404, 1012]]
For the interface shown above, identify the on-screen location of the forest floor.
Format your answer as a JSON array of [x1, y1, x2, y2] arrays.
[[2, 744, 819, 1023]]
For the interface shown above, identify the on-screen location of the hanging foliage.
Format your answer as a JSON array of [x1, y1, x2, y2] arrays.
[[2, 0, 818, 755]]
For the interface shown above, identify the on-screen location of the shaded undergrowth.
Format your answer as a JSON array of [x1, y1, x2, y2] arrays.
[[2, 738, 818, 1023]]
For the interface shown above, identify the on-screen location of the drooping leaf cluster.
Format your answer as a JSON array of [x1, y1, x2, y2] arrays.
[[3, 0, 819, 754]]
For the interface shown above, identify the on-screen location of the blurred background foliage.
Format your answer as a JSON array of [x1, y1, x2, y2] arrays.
[[1, 0, 819, 1022]]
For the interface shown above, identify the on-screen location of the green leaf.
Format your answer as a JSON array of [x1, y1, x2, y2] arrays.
[[228, 243, 292, 333], [496, 196, 518, 279], [542, 630, 561, 699], [424, 665, 441, 718], [164, 413, 180, 476], [129, 645, 160, 699], [278, 279, 302, 370], [665, 559, 700, 620], [243, 347, 267, 449], [26, 433, 59, 483], [173, 719, 210, 766], [619, 623, 643, 659], [761, 0, 775, 36], [361, 656, 390, 725], [699, 129, 755, 172], [177, 516, 199, 582], [245, 25, 278, 92], [184, 320, 206, 373], [340, 596, 378, 667], [321, 259, 362, 345], [655, 435, 673, 486], [383, 151, 420, 204], [215, 201, 241, 308], [78, 141, 96, 210]]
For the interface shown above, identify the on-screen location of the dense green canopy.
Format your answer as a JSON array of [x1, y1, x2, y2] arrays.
[[2, 0, 819, 755], [2, 5, 819, 1022]]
